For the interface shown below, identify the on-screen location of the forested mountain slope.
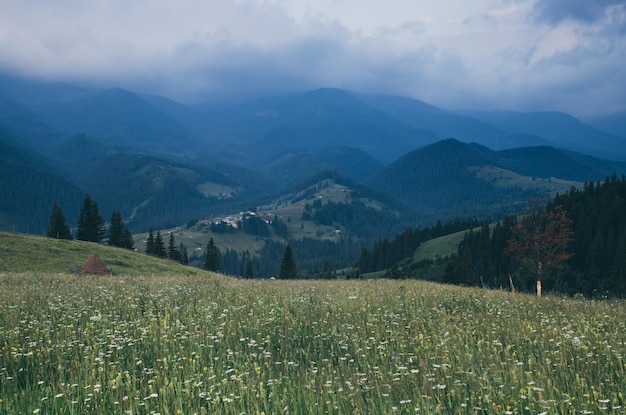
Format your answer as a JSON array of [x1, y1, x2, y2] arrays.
[[444, 176, 626, 297], [0, 129, 85, 233]]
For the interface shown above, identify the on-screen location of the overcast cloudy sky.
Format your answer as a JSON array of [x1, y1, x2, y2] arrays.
[[0, 0, 624, 118]]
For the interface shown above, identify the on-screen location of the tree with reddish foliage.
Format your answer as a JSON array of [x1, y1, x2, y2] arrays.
[[505, 206, 574, 296]]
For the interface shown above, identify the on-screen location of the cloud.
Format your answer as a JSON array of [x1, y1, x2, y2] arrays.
[[532, 0, 625, 24], [0, 0, 624, 118]]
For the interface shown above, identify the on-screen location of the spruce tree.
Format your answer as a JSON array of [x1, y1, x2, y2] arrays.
[[167, 233, 180, 262], [244, 259, 255, 279], [146, 228, 155, 255], [107, 210, 126, 247], [204, 238, 221, 272], [47, 202, 72, 240], [123, 228, 135, 250], [109, 218, 135, 250], [154, 230, 167, 258], [278, 244, 299, 279], [76, 194, 106, 242], [179, 242, 189, 265]]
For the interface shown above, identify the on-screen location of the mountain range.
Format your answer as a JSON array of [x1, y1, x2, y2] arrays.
[[1, 73, 625, 234]]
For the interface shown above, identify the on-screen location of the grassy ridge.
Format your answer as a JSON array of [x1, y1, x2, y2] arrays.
[[1, 272, 625, 414], [0, 232, 211, 277]]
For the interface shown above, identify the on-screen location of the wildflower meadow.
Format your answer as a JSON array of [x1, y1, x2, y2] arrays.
[[1, 273, 624, 414]]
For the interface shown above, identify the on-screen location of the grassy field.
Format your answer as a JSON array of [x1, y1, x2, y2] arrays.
[[472, 166, 581, 194], [412, 230, 469, 263], [0, 232, 210, 277], [1, 271, 624, 414], [1, 233, 625, 413]]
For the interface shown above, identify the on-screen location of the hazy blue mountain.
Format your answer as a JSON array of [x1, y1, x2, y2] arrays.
[[0, 94, 61, 149], [3, 73, 625, 164], [588, 112, 626, 139], [361, 94, 509, 149], [46, 134, 125, 178], [198, 89, 626, 163], [34, 88, 196, 153], [364, 139, 505, 222], [0, 127, 85, 233], [491, 146, 604, 181], [3, 74, 626, 235], [469, 111, 626, 160], [364, 139, 619, 224], [0, 73, 88, 106], [260, 146, 383, 188], [72, 151, 269, 230], [560, 150, 626, 179], [200, 88, 438, 163]]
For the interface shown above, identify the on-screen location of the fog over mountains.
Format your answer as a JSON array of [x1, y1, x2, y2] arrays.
[[1, 74, 625, 234]]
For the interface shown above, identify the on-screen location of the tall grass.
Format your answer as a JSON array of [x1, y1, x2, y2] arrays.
[[1, 273, 624, 414]]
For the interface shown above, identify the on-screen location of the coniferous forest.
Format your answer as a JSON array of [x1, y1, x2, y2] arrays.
[[39, 174, 626, 297], [443, 175, 626, 297]]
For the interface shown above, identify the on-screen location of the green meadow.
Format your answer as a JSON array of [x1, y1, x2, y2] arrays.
[[1, 233, 625, 413], [1, 270, 625, 414]]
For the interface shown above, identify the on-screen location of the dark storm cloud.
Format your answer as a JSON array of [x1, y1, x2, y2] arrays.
[[147, 30, 465, 106], [533, 0, 625, 24], [0, 0, 624, 118]]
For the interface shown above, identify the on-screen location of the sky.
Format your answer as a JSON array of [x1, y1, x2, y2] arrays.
[[0, 0, 624, 119]]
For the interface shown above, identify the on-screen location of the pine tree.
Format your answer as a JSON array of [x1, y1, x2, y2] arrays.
[[167, 233, 180, 262], [108, 210, 134, 249], [122, 228, 135, 250], [76, 194, 106, 242], [278, 244, 299, 279], [179, 243, 189, 265], [204, 238, 221, 272], [154, 231, 167, 258], [322, 260, 335, 280], [146, 228, 155, 255], [47, 202, 72, 240], [244, 259, 255, 279]]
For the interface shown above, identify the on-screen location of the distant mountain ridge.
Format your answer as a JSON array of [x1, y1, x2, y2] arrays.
[[365, 139, 623, 223], [467, 110, 626, 160], [0, 128, 85, 233], [1, 74, 625, 234], [2, 74, 624, 163]]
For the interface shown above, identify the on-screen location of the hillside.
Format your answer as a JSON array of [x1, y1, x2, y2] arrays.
[[364, 139, 585, 223], [0, 231, 210, 277], [0, 95, 61, 149], [259, 146, 383, 187], [470, 110, 626, 160], [0, 132, 85, 233], [2, 75, 626, 239], [30, 88, 198, 153], [5, 75, 625, 166], [135, 176, 407, 277], [202, 88, 438, 163], [361, 94, 509, 149]]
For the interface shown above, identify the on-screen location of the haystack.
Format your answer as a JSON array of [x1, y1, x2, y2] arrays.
[[81, 253, 110, 275]]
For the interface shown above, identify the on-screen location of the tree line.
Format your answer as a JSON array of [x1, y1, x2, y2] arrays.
[[301, 198, 405, 240], [144, 228, 189, 265], [356, 218, 481, 274], [47, 194, 135, 249], [443, 175, 626, 297], [48, 194, 193, 265], [201, 237, 299, 280]]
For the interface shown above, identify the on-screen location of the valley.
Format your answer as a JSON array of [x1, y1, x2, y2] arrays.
[[1, 74, 625, 284], [2, 3, 626, 414]]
